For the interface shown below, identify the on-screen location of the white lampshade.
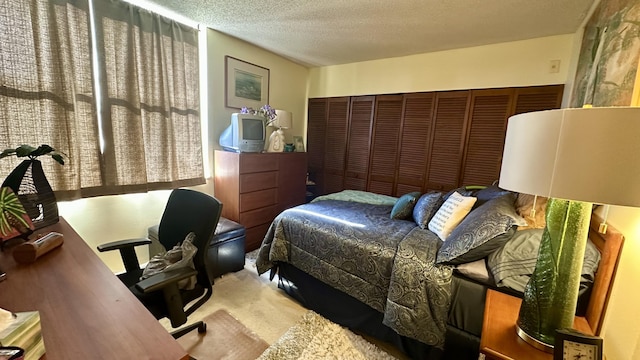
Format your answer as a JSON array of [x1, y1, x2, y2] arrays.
[[271, 110, 292, 129], [499, 107, 640, 207]]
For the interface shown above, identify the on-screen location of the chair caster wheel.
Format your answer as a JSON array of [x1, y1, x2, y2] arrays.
[[198, 323, 207, 333]]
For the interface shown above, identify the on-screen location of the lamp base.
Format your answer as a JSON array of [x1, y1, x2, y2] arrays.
[[516, 199, 592, 348], [516, 324, 554, 353]]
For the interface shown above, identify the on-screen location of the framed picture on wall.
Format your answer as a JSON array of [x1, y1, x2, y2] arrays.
[[225, 56, 270, 109], [293, 136, 305, 152]]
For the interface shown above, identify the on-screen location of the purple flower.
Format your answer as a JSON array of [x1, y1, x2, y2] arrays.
[[241, 104, 277, 125]]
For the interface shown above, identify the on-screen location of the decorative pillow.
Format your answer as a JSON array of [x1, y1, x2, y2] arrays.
[[473, 185, 514, 209], [487, 228, 601, 307], [428, 191, 477, 241], [436, 193, 526, 264], [390, 191, 421, 220], [413, 191, 444, 228], [515, 193, 548, 230]]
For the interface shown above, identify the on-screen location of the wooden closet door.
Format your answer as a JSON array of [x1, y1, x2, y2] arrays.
[[367, 95, 403, 196], [396, 93, 435, 195], [344, 96, 374, 190], [426, 91, 470, 192], [323, 97, 350, 195], [511, 85, 564, 115], [460, 89, 513, 187], [307, 98, 328, 194]]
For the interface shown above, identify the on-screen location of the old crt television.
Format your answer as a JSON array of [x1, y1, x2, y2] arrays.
[[219, 113, 265, 152]]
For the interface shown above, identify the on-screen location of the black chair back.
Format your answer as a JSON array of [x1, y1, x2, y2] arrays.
[[157, 188, 222, 288]]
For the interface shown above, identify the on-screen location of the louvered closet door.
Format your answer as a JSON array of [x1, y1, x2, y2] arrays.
[[344, 96, 374, 190], [307, 98, 328, 194], [427, 91, 470, 192], [323, 97, 350, 195], [460, 89, 513, 187], [396, 93, 435, 195], [367, 95, 403, 196], [511, 85, 563, 115]]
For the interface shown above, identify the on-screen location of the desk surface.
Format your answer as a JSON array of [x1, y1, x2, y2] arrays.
[[480, 289, 592, 360], [0, 218, 188, 360]]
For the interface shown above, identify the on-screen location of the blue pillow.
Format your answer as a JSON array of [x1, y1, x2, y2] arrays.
[[436, 193, 526, 265], [412, 191, 444, 228], [390, 192, 421, 220]]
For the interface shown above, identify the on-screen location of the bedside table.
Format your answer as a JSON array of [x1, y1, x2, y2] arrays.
[[480, 289, 593, 360]]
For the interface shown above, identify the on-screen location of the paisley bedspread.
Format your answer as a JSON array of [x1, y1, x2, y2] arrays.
[[255, 200, 454, 348]]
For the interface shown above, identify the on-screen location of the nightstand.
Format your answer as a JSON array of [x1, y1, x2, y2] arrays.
[[480, 289, 593, 360]]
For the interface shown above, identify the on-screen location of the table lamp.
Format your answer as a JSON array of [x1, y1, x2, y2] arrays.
[[499, 106, 640, 350], [267, 110, 292, 152]]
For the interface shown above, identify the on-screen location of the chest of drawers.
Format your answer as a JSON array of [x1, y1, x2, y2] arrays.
[[214, 150, 307, 251]]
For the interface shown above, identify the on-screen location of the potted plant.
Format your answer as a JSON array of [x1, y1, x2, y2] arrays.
[[0, 144, 66, 230]]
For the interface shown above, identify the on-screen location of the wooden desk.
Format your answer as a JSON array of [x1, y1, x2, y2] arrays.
[[0, 218, 188, 360], [480, 289, 593, 360]]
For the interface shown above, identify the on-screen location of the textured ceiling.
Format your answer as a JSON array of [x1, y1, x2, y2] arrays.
[[144, 0, 595, 67]]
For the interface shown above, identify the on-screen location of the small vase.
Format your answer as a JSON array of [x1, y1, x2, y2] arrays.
[[2, 159, 59, 230]]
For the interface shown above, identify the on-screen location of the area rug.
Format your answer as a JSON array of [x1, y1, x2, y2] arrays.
[[176, 309, 269, 360], [258, 311, 397, 360]]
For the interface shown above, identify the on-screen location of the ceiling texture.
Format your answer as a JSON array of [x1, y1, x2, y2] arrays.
[[146, 0, 596, 67]]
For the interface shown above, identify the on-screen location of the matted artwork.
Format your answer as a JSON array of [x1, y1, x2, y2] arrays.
[[225, 56, 270, 109]]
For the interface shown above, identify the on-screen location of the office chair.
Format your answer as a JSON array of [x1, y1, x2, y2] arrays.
[[97, 188, 222, 338]]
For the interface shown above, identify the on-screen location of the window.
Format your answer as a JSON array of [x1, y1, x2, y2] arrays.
[[0, 0, 204, 200]]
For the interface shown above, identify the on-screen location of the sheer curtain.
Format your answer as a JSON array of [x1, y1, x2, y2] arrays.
[[0, 0, 102, 201], [91, 0, 204, 195]]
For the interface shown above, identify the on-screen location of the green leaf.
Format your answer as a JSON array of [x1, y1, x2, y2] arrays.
[[1, 144, 66, 165], [0, 149, 17, 159], [52, 153, 65, 165], [15, 145, 36, 157]]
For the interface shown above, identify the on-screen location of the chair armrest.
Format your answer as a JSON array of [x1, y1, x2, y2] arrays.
[[135, 267, 197, 293], [97, 238, 152, 252]]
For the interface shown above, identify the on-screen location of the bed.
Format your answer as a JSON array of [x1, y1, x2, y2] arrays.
[[255, 188, 624, 359]]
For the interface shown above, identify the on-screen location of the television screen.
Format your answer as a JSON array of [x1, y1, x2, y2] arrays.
[[242, 118, 264, 140]]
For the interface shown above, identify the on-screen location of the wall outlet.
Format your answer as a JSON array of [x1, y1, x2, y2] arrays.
[[549, 60, 561, 73]]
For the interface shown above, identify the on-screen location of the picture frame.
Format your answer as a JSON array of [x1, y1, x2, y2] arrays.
[[225, 56, 270, 109], [293, 136, 305, 152]]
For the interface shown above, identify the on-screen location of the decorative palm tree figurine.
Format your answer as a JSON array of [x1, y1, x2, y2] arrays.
[[0, 144, 66, 230]]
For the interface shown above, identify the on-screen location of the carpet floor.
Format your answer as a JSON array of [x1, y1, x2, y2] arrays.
[[259, 310, 397, 360], [162, 254, 407, 359]]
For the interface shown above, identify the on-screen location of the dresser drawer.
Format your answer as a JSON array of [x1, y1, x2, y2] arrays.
[[240, 188, 277, 212], [239, 205, 278, 229], [240, 154, 278, 174], [240, 171, 278, 193]]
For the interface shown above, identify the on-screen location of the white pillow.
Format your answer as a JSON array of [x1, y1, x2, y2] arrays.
[[428, 191, 476, 241]]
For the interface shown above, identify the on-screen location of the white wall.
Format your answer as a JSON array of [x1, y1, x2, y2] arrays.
[[309, 34, 576, 98], [596, 206, 640, 359], [206, 29, 309, 165]]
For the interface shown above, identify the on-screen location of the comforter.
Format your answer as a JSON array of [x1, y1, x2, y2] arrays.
[[256, 200, 454, 348]]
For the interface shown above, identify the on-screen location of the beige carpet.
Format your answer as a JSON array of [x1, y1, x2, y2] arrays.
[[162, 254, 407, 359], [177, 309, 269, 360], [259, 311, 397, 360]]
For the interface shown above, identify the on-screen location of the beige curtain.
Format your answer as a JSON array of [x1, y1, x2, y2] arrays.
[[92, 0, 204, 195], [0, 0, 102, 201]]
